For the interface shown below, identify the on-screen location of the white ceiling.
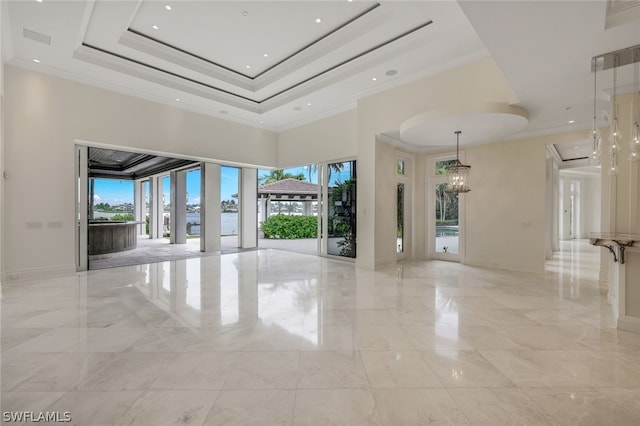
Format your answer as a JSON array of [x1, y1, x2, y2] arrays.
[[2, 0, 640, 151]]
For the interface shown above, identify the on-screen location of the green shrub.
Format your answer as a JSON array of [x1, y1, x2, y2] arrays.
[[261, 215, 317, 239], [436, 220, 458, 226], [112, 213, 134, 221]]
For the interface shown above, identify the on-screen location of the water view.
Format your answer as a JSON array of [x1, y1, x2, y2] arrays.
[[185, 212, 238, 236]]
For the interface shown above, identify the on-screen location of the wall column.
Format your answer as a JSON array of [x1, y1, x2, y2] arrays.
[[134, 180, 144, 235], [200, 162, 221, 253], [259, 197, 267, 224], [601, 92, 640, 333], [240, 168, 257, 248]]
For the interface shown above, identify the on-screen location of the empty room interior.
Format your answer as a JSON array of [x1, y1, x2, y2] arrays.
[[2, 1, 640, 425]]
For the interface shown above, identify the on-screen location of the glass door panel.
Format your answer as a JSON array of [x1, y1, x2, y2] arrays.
[[186, 169, 201, 237], [327, 160, 356, 258], [162, 175, 171, 238], [434, 183, 459, 255], [221, 166, 239, 248], [143, 181, 150, 236]]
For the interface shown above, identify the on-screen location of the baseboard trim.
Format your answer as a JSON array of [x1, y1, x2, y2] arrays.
[[1, 265, 77, 284], [464, 257, 545, 274], [374, 255, 397, 270], [617, 316, 640, 334]]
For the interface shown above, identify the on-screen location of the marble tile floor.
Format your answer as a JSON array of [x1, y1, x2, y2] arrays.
[[3, 241, 640, 425]]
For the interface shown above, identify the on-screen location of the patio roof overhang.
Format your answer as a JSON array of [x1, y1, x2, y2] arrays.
[[234, 178, 319, 200]]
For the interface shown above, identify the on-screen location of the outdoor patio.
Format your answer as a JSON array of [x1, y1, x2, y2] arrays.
[[89, 235, 318, 270]]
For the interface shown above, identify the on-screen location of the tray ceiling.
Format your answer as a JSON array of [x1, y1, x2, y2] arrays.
[[4, 0, 486, 130]]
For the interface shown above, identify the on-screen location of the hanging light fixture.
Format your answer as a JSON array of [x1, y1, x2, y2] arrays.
[[589, 57, 601, 164], [445, 131, 471, 193], [630, 48, 640, 162], [609, 52, 621, 175]]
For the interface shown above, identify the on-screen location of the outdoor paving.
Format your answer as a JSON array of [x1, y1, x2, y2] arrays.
[[89, 235, 318, 270]]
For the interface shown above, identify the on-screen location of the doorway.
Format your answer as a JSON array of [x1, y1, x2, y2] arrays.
[[544, 143, 601, 271], [221, 165, 240, 251], [76, 145, 229, 271], [429, 156, 464, 262]]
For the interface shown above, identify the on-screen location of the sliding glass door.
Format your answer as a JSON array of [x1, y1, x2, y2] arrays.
[[322, 160, 357, 258]]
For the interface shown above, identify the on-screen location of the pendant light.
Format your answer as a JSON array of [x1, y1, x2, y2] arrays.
[[445, 131, 471, 193], [630, 49, 640, 162], [589, 57, 601, 164], [609, 52, 620, 175]]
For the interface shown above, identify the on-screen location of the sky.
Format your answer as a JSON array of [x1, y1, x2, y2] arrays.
[[92, 165, 319, 206]]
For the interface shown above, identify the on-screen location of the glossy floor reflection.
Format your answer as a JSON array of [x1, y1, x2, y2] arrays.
[[3, 242, 640, 425]]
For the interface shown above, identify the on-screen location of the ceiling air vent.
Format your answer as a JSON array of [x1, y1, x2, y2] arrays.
[[23, 28, 52, 45]]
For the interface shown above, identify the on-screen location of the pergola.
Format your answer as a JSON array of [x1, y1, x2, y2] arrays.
[[255, 178, 319, 222]]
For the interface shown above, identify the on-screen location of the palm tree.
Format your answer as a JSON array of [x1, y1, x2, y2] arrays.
[[259, 169, 305, 185], [305, 164, 317, 183], [327, 162, 344, 182]]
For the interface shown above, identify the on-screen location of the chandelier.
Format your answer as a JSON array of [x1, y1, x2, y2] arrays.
[[593, 44, 640, 169], [445, 131, 471, 193]]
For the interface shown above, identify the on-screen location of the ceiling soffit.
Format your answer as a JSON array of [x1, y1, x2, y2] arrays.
[[74, 1, 435, 114], [88, 147, 197, 180], [399, 102, 529, 147]]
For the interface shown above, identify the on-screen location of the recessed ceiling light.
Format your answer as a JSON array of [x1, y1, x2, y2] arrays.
[[175, 98, 180, 102], [152, 25, 159, 30], [568, 120, 575, 124], [164, 4, 172, 10], [245, 65, 251, 69], [260, 121, 265, 124], [36, 0, 43, 3], [385, 69, 398, 76], [315, 18, 322, 23], [33, 59, 40, 63], [263, 53, 269, 58], [372, 77, 377, 81], [307, 102, 312, 106]]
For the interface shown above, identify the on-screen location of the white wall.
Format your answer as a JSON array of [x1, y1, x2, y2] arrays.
[[355, 56, 519, 269], [1, 1, 5, 276], [585, 174, 602, 235], [4, 65, 278, 277], [277, 110, 357, 168], [374, 138, 397, 267], [464, 137, 546, 272]]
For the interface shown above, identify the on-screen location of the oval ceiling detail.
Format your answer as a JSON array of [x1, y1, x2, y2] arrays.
[[400, 102, 529, 146]]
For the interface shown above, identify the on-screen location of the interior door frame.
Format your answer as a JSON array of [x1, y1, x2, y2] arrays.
[[396, 153, 413, 260], [75, 144, 88, 272]]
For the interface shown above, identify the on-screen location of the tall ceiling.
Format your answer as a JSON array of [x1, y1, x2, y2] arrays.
[[2, 0, 640, 148]]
